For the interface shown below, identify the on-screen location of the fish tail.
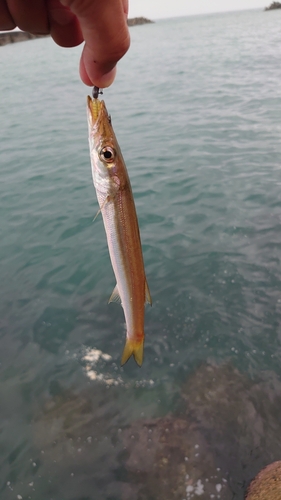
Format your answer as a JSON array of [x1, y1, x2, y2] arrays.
[[121, 337, 144, 367]]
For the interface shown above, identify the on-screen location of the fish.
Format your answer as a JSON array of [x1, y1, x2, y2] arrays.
[[87, 94, 152, 367]]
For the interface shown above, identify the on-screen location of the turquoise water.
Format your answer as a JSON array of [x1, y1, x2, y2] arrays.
[[1, 8, 281, 499]]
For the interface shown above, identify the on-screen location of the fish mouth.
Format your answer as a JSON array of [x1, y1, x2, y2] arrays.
[[87, 96, 105, 126]]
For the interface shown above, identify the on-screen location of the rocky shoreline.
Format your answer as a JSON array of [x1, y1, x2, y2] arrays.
[[265, 1, 281, 10], [0, 30, 47, 46], [0, 17, 153, 47]]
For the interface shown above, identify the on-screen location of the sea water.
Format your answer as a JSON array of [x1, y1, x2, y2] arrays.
[[1, 8, 281, 499]]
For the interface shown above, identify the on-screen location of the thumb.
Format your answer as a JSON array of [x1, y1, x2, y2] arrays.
[[60, 0, 130, 87]]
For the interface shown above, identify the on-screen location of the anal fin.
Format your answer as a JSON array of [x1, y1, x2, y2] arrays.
[[108, 284, 121, 304], [145, 280, 152, 306]]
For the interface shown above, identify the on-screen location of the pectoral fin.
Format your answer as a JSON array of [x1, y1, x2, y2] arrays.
[[93, 195, 111, 222], [121, 337, 144, 367]]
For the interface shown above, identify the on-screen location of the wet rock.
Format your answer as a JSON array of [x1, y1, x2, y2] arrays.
[[119, 417, 232, 500], [245, 461, 281, 499], [179, 363, 281, 498]]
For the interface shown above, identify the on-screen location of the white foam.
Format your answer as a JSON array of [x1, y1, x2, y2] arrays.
[[82, 348, 112, 364], [194, 479, 204, 495]]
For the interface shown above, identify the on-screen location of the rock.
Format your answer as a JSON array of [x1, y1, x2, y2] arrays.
[[179, 362, 281, 498], [265, 2, 281, 10], [119, 417, 232, 500], [245, 461, 281, 499]]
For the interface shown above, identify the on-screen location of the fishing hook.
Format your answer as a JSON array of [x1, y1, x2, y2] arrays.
[[92, 86, 103, 99]]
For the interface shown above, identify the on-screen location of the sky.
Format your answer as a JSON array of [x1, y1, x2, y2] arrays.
[[0, 1, 271, 33], [129, 0, 270, 19]]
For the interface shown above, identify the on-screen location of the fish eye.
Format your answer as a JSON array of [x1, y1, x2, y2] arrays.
[[99, 146, 115, 163]]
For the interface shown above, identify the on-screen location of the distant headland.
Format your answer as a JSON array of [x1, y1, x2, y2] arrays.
[[0, 17, 154, 47], [127, 17, 154, 26], [264, 2, 281, 10]]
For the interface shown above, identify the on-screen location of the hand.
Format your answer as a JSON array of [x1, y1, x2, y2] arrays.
[[0, 0, 130, 87]]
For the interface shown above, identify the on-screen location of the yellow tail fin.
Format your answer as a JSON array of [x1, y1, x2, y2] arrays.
[[121, 337, 144, 367]]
